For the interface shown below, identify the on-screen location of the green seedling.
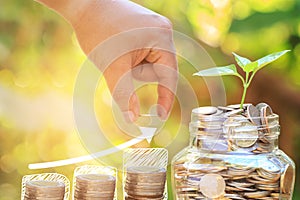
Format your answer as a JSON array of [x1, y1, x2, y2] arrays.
[[193, 50, 290, 109]]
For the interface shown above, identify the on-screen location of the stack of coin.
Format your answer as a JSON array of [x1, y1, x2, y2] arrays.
[[24, 180, 65, 200], [173, 103, 294, 199], [125, 166, 166, 200], [74, 174, 116, 200]]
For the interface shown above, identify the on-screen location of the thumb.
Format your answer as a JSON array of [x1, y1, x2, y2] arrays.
[[147, 50, 178, 120], [103, 54, 140, 122]]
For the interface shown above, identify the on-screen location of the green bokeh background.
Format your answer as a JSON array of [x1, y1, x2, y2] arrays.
[[0, 0, 300, 199]]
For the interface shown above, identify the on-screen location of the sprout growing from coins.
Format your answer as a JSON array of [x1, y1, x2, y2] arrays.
[[193, 50, 290, 108]]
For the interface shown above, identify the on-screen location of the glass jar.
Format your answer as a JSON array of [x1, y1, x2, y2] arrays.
[[171, 105, 295, 200]]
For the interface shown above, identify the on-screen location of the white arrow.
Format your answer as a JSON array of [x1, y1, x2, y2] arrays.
[[138, 127, 157, 143], [28, 127, 156, 170]]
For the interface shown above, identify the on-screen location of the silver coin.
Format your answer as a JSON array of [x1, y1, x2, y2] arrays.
[[199, 174, 225, 198], [232, 125, 258, 148], [224, 109, 243, 117], [193, 106, 218, 115], [256, 103, 273, 131], [246, 104, 261, 126], [243, 190, 270, 198], [218, 106, 235, 111]]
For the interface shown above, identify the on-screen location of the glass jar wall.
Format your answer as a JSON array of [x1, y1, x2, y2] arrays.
[[171, 104, 295, 200]]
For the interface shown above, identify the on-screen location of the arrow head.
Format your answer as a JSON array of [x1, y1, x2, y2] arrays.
[[138, 127, 157, 143]]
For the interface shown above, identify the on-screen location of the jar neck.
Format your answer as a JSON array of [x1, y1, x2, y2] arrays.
[[189, 108, 280, 154], [189, 132, 279, 153]]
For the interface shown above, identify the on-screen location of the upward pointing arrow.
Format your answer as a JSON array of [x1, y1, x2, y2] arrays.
[[28, 128, 156, 170]]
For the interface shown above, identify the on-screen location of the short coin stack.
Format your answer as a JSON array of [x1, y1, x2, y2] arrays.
[[74, 174, 116, 200], [24, 180, 65, 200], [125, 166, 166, 200]]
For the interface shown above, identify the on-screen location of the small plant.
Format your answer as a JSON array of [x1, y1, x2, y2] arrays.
[[193, 50, 290, 109]]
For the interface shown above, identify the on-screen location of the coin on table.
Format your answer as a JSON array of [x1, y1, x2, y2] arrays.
[[232, 125, 258, 148], [281, 164, 294, 194], [199, 174, 225, 198]]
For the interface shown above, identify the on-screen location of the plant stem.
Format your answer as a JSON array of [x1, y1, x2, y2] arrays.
[[240, 84, 248, 109], [247, 72, 256, 87], [245, 72, 249, 84]]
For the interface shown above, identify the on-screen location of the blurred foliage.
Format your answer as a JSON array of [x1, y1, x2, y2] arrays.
[[0, 0, 300, 199]]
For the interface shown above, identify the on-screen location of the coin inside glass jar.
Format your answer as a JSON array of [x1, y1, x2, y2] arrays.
[[199, 174, 225, 198], [173, 103, 295, 200], [281, 164, 294, 194], [232, 124, 258, 148]]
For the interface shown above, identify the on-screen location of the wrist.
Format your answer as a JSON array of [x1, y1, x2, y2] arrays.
[[35, 0, 91, 25]]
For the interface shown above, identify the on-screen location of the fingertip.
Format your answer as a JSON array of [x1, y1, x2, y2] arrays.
[[156, 103, 168, 121], [157, 85, 174, 120]]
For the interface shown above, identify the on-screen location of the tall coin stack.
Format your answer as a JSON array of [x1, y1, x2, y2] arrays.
[[24, 180, 65, 200], [125, 166, 167, 200], [74, 174, 116, 200]]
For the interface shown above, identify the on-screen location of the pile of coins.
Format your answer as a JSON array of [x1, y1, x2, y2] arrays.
[[24, 180, 65, 200], [125, 166, 166, 200], [174, 159, 293, 199], [74, 174, 116, 200], [191, 103, 279, 153], [173, 103, 294, 199]]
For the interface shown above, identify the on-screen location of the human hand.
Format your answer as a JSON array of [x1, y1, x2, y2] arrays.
[[37, 0, 178, 122]]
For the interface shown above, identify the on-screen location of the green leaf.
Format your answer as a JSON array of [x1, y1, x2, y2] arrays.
[[193, 64, 238, 77], [232, 52, 251, 68], [254, 50, 290, 72], [244, 61, 258, 73]]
